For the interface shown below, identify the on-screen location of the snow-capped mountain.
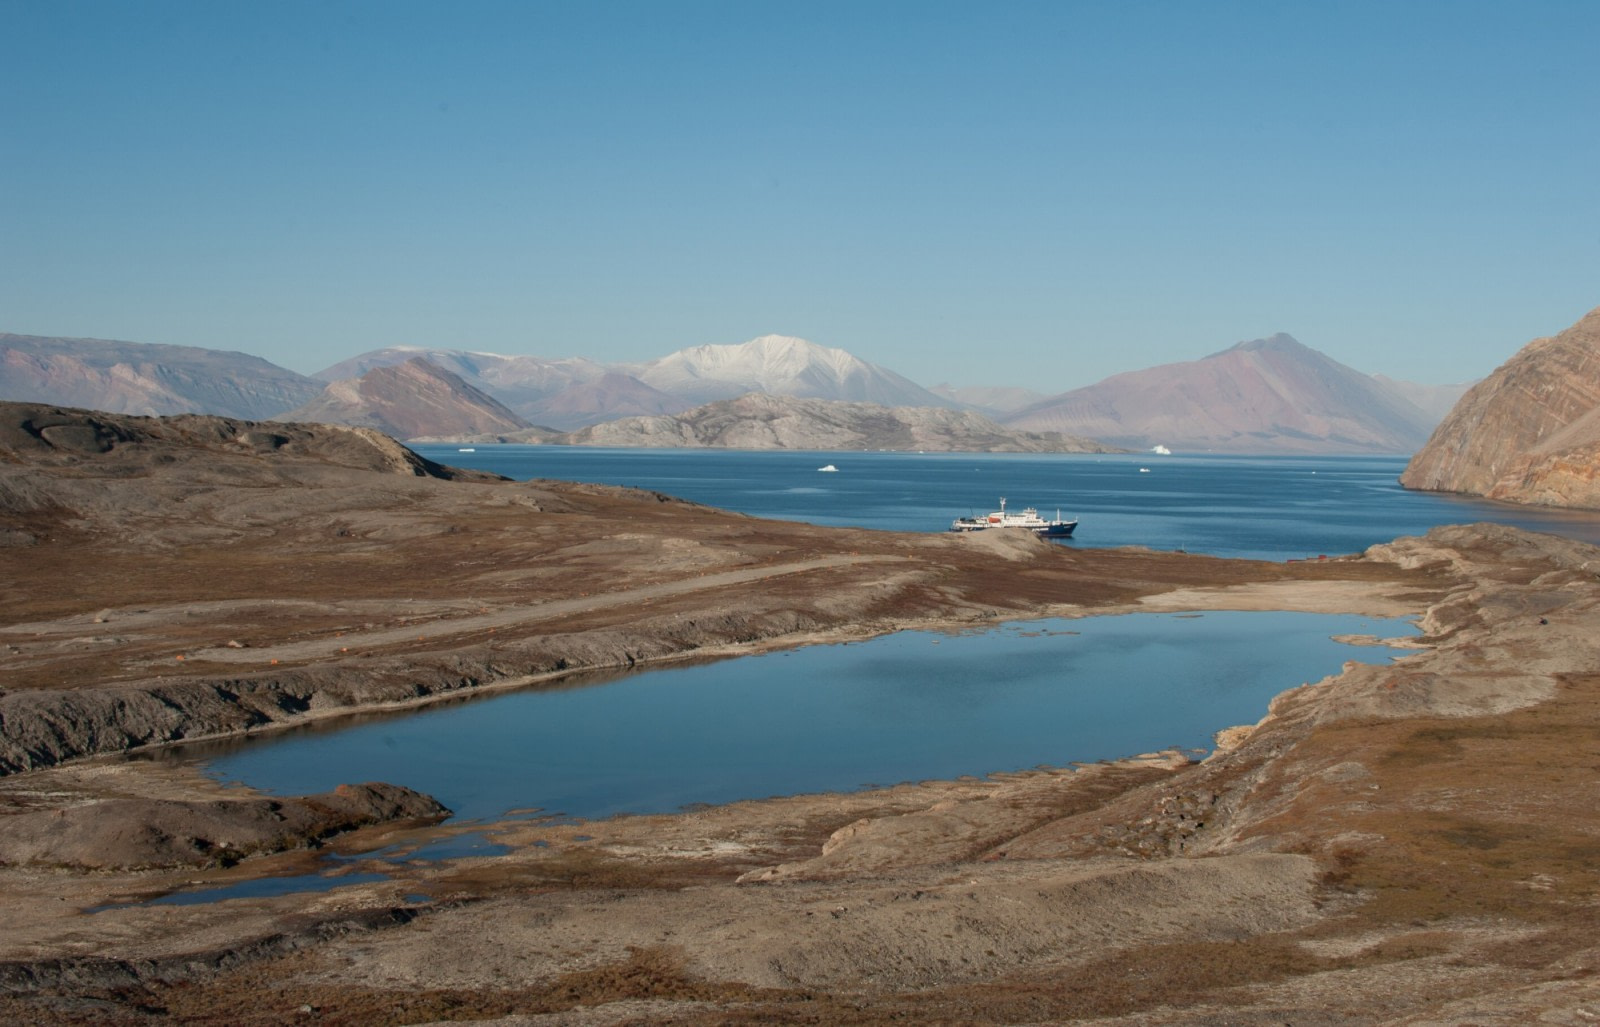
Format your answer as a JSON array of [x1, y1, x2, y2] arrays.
[[312, 336, 949, 425], [624, 335, 953, 409]]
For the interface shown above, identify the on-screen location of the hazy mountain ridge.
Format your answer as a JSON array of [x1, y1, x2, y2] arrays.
[[551, 392, 1118, 452], [1002, 334, 1438, 454], [283, 358, 531, 441], [309, 335, 944, 427], [0, 333, 323, 419], [1371, 375, 1475, 421], [1401, 305, 1600, 508], [4, 329, 1465, 454], [928, 383, 1049, 417]]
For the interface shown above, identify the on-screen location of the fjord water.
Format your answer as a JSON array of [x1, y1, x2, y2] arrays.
[[201, 611, 1414, 824], [192, 447, 1597, 827], [414, 447, 1600, 560]]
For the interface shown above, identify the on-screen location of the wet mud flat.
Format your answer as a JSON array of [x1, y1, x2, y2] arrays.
[[4, 406, 1600, 1024]]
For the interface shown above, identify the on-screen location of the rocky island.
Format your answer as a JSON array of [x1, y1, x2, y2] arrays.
[[3, 400, 1599, 1024]]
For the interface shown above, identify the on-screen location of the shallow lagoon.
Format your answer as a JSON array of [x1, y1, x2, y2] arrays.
[[199, 611, 1415, 825]]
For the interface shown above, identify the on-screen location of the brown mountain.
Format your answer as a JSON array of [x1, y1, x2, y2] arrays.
[[314, 347, 608, 423], [555, 392, 1118, 452], [1400, 305, 1600, 508], [1001, 334, 1437, 454], [532, 370, 689, 430], [283, 358, 531, 441], [0, 333, 322, 419]]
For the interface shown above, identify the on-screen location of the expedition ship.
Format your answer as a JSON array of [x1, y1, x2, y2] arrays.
[[950, 498, 1077, 538]]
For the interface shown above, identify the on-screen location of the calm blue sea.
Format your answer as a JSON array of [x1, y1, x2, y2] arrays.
[[413, 446, 1600, 561]]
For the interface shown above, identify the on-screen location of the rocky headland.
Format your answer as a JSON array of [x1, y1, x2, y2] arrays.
[[545, 392, 1117, 452], [2, 401, 1599, 1024], [1402, 304, 1600, 509]]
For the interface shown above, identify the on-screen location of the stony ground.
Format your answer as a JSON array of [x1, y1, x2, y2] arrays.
[[2, 404, 1599, 1024]]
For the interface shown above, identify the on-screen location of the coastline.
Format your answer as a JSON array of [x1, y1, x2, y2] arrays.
[[5, 408, 1600, 1022]]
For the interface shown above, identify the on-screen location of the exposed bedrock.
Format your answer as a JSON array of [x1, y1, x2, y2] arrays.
[[0, 782, 448, 870], [0, 612, 826, 776]]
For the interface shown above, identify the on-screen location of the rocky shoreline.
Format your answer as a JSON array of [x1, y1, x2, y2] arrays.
[[5, 403, 1600, 1024]]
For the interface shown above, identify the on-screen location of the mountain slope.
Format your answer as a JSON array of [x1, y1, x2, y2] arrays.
[[1371, 375, 1475, 422], [1002, 334, 1436, 454], [556, 392, 1117, 452], [0, 333, 322, 419], [927, 384, 1049, 417], [314, 347, 608, 422], [526, 371, 689, 430], [1400, 305, 1600, 508], [626, 335, 953, 409], [284, 358, 531, 440]]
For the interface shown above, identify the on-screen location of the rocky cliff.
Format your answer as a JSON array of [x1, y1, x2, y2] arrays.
[[1400, 305, 1600, 508], [554, 392, 1117, 452]]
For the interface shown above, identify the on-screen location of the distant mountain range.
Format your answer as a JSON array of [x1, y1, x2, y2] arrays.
[[1, 329, 1469, 454], [1001, 334, 1464, 454], [317, 334, 951, 429], [0, 333, 322, 419], [1402, 304, 1600, 508]]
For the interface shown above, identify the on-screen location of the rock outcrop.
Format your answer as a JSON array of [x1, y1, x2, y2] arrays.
[[1400, 305, 1600, 508], [0, 783, 448, 869], [0, 401, 500, 482], [553, 392, 1118, 452]]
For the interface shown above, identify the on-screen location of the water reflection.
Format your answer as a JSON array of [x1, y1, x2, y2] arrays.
[[187, 612, 1417, 825]]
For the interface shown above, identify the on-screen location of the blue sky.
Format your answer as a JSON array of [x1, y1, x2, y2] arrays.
[[3, 0, 1596, 392]]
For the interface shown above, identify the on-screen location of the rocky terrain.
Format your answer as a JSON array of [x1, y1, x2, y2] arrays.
[[2, 401, 1599, 1024], [1005, 333, 1441, 453], [1402, 304, 1600, 508], [283, 357, 534, 440], [0, 332, 323, 419], [547, 392, 1117, 452]]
